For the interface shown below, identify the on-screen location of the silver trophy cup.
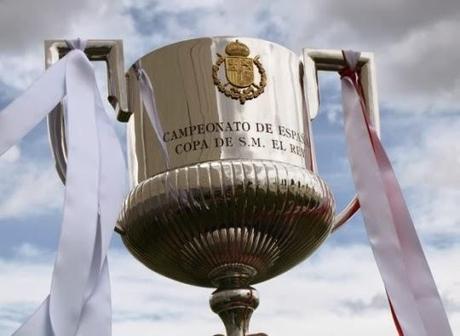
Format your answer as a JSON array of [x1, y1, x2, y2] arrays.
[[45, 37, 379, 336]]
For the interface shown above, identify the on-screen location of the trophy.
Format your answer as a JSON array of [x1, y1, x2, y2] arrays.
[[45, 37, 378, 336]]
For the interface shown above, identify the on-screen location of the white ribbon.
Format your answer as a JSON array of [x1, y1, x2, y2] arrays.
[[133, 61, 170, 168], [134, 62, 189, 205], [340, 50, 452, 336], [0, 40, 126, 335]]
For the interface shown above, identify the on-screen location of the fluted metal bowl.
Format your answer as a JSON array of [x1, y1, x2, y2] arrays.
[[118, 159, 335, 288]]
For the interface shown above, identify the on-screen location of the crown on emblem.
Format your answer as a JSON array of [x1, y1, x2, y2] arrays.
[[225, 40, 250, 57]]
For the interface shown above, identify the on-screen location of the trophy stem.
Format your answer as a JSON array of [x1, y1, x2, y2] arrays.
[[210, 287, 265, 336]]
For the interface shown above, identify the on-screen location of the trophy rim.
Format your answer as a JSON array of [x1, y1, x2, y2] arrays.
[[128, 35, 299, 69]]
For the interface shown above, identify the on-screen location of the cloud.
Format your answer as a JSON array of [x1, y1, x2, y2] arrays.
[[391, 116, 460, 238], [1, 0, 459, 113], [316, 0, 460, 42], [340, 294, 389, 314], [0, 243, 458, 336], [0, 0, 138, 92], [0, 152, 63, 220], [0, 0, 92, 52], [379, 19, 460, 113], [0, 145, 20, 163]]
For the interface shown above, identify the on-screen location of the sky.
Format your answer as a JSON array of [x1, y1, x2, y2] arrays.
[[0, 0, 459, 335]]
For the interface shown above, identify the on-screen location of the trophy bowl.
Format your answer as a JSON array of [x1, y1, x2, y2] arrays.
[[116, 37, 337, 289], [118, 159, 334, 288], [116, 37, 339, 335]]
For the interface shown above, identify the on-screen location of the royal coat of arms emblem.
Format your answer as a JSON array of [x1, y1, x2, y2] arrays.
[[212, 40, 267, 104]]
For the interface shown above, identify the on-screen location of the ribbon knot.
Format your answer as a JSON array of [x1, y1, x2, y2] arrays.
[[66, 38, 87, 51], [132, 61, 143, 80], [339, 67, 358, 80], [339, 50, 361, 81]]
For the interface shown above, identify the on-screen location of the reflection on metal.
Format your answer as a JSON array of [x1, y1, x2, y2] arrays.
[[119, 159, 334, 287], [45, 36, 379, 336], [119, 160, 334, 336], [210, 288, 263, 336]]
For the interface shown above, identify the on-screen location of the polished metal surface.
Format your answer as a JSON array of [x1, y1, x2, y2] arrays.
[[210, 287, 266, 336], [125, 37, 314, 182], [118, 159, 334, 287]]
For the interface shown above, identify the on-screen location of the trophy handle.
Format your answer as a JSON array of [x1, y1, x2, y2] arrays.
[[302, 49, 380, 231], [44, 39, 130, 234]]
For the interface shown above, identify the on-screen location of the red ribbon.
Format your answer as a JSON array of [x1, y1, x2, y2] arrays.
[[339, 50, 452, 335]]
